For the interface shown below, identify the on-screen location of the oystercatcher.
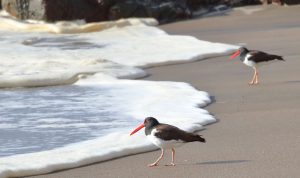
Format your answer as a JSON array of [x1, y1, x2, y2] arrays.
[[130, 117, 205, 167], [230, 47, 284, 85]]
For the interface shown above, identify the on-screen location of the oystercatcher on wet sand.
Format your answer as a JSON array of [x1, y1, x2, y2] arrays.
[[130, 117, 205, 167], [230, 47, 284, 85]]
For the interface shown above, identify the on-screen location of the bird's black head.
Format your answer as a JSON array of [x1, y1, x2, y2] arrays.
[[144, 117, 159, 129], [143, 117, 159, 136], [230, 46, 249, 60], [239, 47, 249, 55], [129, 117, 160, 136]]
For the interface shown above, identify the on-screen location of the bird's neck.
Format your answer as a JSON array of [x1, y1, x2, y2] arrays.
[[145, 126, 154, 136], [239, 51, 248, 61]]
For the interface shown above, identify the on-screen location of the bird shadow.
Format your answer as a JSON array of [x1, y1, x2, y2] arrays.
[[284, 80, 300, 84], [196, 159, 250, 165]]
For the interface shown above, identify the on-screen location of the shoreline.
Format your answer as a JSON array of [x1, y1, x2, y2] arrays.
[[27, 5, 300, 178]]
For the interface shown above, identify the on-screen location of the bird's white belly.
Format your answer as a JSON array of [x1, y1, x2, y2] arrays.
[[243, 54, 256, 68], [147, 129, 184, 149]]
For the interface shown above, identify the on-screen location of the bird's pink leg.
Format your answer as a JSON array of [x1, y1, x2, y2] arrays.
[[148, 149, 164, 167], [249, 70, 256, 85], [171, 148, 176, 166], [254, 69, 259, 84], [164, 148, 176, 166]]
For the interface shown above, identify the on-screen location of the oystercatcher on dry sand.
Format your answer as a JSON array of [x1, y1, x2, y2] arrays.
[[130, 117, 205, 167], [230, 47, 284, 85]]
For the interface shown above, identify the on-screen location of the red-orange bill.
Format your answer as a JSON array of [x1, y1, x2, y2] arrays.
[[130, 123, 145, 136], [230, 50, 240, 59]]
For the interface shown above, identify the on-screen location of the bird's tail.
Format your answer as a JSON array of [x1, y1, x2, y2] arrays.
[[195, 135, 206, 143], [274, 55, 285, 61]]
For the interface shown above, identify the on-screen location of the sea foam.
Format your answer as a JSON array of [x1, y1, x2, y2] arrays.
[[0, 11, 237, 88]]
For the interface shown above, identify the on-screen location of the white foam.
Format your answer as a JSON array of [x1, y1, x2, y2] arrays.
[[0, 11, 237, 88]]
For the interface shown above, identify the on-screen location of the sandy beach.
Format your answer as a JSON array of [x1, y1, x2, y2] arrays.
[[28, 5, 300, 178]]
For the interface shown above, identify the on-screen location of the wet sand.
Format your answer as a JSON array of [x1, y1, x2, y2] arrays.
[[28, 5, 300, 178]]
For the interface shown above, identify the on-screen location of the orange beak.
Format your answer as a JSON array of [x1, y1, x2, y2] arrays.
[[130, 123, 145, 136], [230, 50, 240, 59]]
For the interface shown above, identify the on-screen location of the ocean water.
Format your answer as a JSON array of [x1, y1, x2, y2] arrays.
[[0, 11, 238, 178]]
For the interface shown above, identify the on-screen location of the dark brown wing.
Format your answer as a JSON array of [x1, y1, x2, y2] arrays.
[[154, 124, 205, 143], [248, 50, 284, 63]]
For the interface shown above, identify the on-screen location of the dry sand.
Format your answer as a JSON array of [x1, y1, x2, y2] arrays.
[[28, 5, 300, 178]]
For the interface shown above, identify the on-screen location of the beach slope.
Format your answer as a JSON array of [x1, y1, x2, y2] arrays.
[[28, 5, 300, 178]]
